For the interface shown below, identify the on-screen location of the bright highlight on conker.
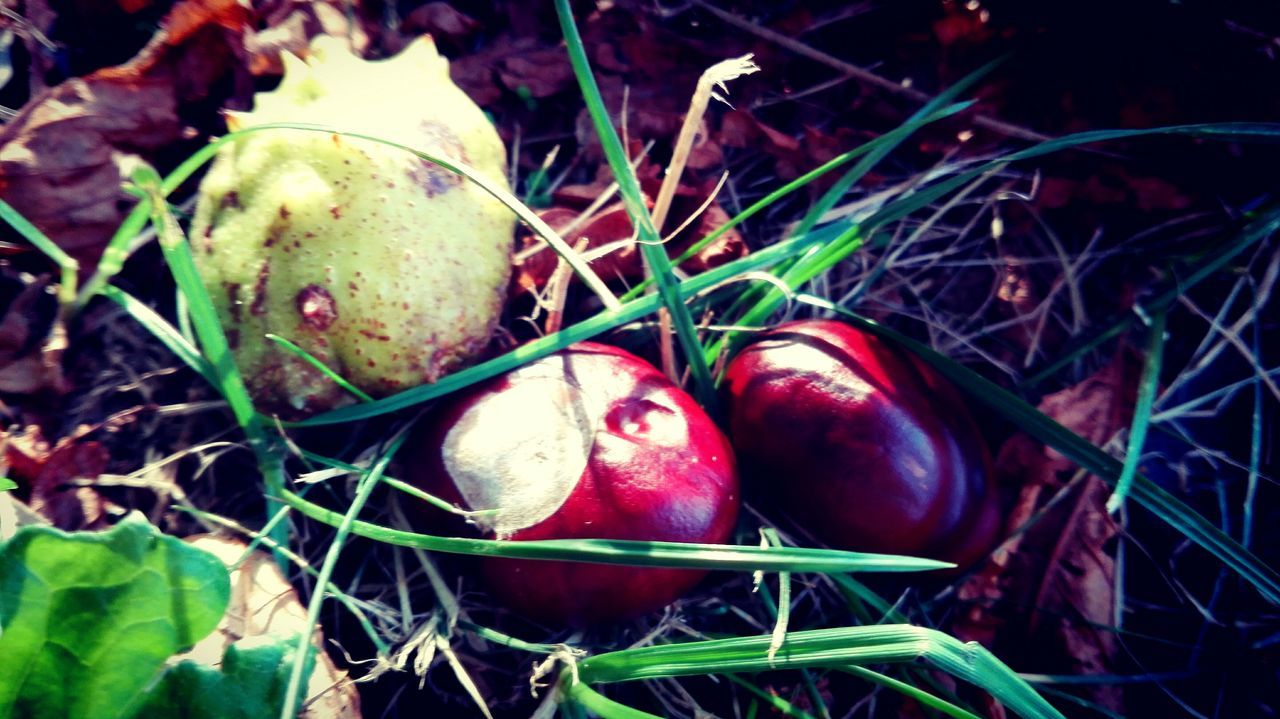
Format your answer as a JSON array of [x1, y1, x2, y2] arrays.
[[724, 320, 1001, 570], [408, 343, 740, 625]]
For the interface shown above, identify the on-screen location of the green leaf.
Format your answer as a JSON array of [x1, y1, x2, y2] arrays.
[[0, 477, 15, 492], [0, 513, 231, 719], [135, 634, 314, 719]]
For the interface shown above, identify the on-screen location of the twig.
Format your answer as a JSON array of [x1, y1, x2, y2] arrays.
[[689, 0, 1051, 143]]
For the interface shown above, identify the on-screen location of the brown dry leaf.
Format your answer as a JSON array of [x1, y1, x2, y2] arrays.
[[0, 0, 251, 269], [512, 201, 642, 298], [244, 0, 373, 77], [1, 424, 110, 530], [401, 2, 479, 43], [0, 270, 66, 394], [181, 535, 363, 719], [954, 352, 1139, 713], [498, 45, 576, 99]]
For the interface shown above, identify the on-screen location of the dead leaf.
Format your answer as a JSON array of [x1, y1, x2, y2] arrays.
[[1, 424, 110, 530], [181, 535, 363, 719], [953, 352, 1139, 713], [498, 46, 576, 99], [0, 0, 251, 269], [244, 1, 373, 77], [0, 270, 66, 395], [401, 2, 480, 45]]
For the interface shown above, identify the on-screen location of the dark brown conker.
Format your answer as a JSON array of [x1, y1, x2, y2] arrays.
[[723, 320, 999, 569]]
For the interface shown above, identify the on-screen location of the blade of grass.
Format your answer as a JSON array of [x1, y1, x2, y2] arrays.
[[839, 665, 983, 719], [724, 675, 820, 719], [555, 0, 717, 410], [264, 333, 374, 403], [795, 294, 1280, 604], [1106, 308, 1167, 514], [291, 226, 843, 426], [75, 195, 152, 310], [279, 430, 406, 719], [276, 485, 952, 574], [135, 166, 293, 569], [99, 285, 217, 386], [0, 198, 78, 311], [573, 625, 1064, 719], [718, 125, 1280, 364], [175, 504, 390, 656], [1021, 206, 1280, 388], [792, 59, 1003, 242], [295, 449, 495, 520], [617, 100, 974, 304], [563, 681, 661, 719]]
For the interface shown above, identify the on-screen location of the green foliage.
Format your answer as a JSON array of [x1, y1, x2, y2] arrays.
[[0, 514, 230, 719], [136, 634, 314, 719]]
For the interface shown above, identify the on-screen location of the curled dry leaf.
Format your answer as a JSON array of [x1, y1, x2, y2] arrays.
[[0, 269, 65, 395], [953, 352, 1139, 713], [0, 0, 251, 269], [180, 535, 362, 719], [244, 0, 373, 77], [0, 424, 110, 530], [0, 0, 376, 270]]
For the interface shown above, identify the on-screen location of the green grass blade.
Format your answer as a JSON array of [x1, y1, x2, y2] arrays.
[[76, 196, 152, 309], [718, 123, 1280, 356], [135, 165, 292, 570], [1106, 308, 1167, 514], [290, 228, 840, 426], [0, 198, 78, 309], [264, 334, 374, 403], [1021, 206, 1280, 387], [796, 295, 1280, 604], [618, 101, 974, 304], [100, 285, 218, 386], [563, 682, 662, 719], [138, 169, 260, 435], [839, 665, 983, 719], [279, 431, 406, 719], [295, 449, 493, 519], [574, 625, 1064, 719], [276, 486, 952, 574], [724, 675, 820, 719], [555, 0, 716, 409], [792, 59, 1003, 241]]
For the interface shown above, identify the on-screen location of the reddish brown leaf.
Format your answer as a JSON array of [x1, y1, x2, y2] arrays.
[[2, 424, 109, 530], [401, 2, 480, 43], [0, 0, 252, 269], [954, 352, 1139, 712], [498, 46, 576, 99], [513, 171, 746, 298], [244, 1, 373, 77], [0, 271, 66, 395]]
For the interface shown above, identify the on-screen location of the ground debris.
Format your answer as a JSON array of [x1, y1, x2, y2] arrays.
[[953, 351, 1141, 713]]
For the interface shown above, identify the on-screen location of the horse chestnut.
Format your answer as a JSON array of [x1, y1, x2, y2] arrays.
[[408, 343, 739, 624], [723, 320, 999, 569]]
